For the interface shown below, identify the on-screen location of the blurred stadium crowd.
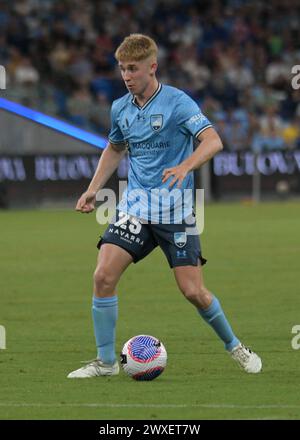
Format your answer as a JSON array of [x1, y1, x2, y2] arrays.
[[1, 0, 300, 151]]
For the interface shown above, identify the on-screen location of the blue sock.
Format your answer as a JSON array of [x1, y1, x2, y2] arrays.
[[198, 296, 240, 351], [92, 295, 118, 364]]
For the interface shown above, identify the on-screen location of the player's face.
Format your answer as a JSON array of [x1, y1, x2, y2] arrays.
[[119, 58, 157, 95]]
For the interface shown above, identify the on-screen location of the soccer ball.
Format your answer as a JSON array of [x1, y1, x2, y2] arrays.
[[120, 335, 167, 381]]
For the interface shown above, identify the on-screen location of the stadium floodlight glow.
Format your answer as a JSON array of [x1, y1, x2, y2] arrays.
[[0, 97, 107, 149], [0, 65, 6, 90]]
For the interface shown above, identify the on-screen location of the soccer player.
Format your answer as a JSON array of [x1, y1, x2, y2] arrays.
[[68, 34, 262, 378]]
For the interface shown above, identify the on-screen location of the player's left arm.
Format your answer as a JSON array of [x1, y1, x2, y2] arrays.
[[162, 127, 223, 189]]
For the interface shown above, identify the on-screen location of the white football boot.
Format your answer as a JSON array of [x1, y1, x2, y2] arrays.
[[67, 359, 119, 378], [230, 343, 262, 373]]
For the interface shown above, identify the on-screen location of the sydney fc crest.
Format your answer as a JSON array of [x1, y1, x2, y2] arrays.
[[150, 114, 163, 131], [174, 232, 187, 248]]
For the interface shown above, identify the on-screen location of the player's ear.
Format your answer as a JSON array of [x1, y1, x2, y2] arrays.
[[150, 62, 158, 76]]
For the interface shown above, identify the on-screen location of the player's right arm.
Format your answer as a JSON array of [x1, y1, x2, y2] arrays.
[[75, 142, 126, 213]]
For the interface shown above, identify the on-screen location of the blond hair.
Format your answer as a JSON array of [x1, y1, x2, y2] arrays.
[[115, 34, 158, 62]]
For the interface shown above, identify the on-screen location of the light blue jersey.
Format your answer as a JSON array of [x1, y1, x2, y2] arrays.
[[109, 83, 212, 223]]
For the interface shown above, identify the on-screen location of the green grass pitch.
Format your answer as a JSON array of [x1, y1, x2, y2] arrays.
[[0, 201, 300, 420]]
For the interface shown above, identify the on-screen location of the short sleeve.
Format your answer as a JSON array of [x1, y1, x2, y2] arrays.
[[108, 101, 126, 148], [175, 93, 212, 138]]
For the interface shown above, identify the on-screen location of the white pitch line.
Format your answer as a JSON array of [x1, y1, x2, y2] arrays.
[[0, 403, 300, 409]]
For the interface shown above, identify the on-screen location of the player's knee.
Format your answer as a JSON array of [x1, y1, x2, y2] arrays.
[[180, 283, 199, 302], [93, 266, 115, 292], [181, 284, 209, 307]]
